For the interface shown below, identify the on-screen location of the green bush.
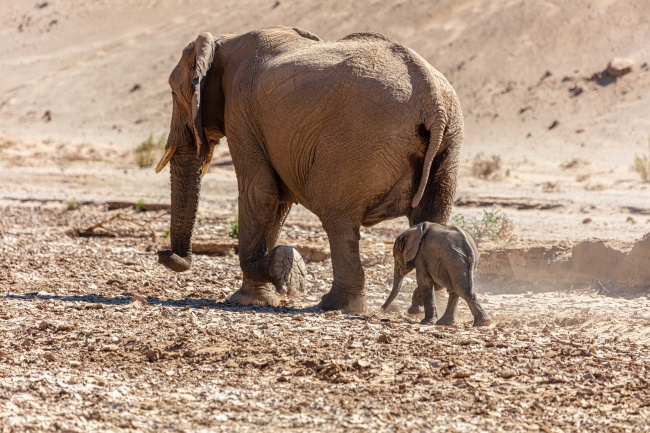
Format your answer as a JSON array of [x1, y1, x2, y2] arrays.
[[134, 133, 166, 168], [228, 216, 238, 239], [135, 199, 145, 212], [66, 198, 79, 211], [450, 206, 515, 245]]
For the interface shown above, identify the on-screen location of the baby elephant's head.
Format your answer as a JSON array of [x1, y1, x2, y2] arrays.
[[382, 223, 425, 311]]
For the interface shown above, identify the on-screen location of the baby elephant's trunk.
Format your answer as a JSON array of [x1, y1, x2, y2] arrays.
[[381, 267, 404, 310]]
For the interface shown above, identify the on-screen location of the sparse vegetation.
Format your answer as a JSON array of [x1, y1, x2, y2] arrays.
[[632, 139, 650, 182], [66, 198, 79, 211], [134, 133, 166, 168], [135, 199, 145, 212], [161, 229, 170, 238], [228, 215, 239, 239], [584, 183, 606, 191], [471, 153, 502, 179], [541, 181, 562, 193], [451, 206, 515, 245]]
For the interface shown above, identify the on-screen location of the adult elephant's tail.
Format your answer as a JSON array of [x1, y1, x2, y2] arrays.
[[411, 115, 446, 208]]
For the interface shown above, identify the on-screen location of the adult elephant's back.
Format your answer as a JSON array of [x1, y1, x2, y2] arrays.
[[251, 32, 460, 224]]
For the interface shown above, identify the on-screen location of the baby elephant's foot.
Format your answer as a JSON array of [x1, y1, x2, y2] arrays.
[[420, 317, 434, 325], [473, 316, 492, 327], [268, 246, 307, 297], [407, 305, 424, 315]]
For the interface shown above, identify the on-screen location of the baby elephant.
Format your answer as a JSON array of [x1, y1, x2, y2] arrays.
[[381, 222, 491, 326]]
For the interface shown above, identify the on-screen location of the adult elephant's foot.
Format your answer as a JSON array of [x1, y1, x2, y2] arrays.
[[319, 286, 366, 314], [267, 246, 307, 297], [230, 280, 280, 307], [230, 246, 307, 307]]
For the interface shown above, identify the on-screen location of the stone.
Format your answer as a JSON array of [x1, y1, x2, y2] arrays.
[[606, 58, 634, 78]]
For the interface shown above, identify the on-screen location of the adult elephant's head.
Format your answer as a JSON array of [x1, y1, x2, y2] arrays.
[[155, 32, 224, 272]]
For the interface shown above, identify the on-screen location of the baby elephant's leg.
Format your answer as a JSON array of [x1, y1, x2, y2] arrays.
[[407, 286, 423, 314], [448, 266, 491, 326], [415, 269, 437, 325], [418, 274, 437, 325], [420, 286, 437, 324], [462, 292, 491, 327], [436, 290, 459, 326], [457, 280, 491, 327]]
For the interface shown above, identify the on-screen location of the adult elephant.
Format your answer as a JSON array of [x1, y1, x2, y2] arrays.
[[155, 26, 463, 314]]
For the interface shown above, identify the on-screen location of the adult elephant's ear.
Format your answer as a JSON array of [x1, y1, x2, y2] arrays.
[[191, 32, 215, 165]]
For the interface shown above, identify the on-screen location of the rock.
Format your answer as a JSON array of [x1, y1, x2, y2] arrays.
[[355, 359, 371, 369], [39, 321, 50, 331], [377, 333, 392, 344], [146, 348, 161, 362], [607, 58, 634, 78], [131, 294, 148, 305]]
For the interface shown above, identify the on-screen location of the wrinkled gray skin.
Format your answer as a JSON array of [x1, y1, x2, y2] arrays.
[[382, 222, 491, 326], [155, 26, 464, 313]]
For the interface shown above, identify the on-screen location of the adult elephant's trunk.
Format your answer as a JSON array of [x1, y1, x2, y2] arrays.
[[157, 152, 202, 272], [381, 266, 405, 310]]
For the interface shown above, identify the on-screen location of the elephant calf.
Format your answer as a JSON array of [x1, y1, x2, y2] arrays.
[[381, 222, 491, 326]]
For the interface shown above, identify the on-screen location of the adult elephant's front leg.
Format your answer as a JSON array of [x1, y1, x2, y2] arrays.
[[230, 168, 306, 307], [319, 223, 366, 313]]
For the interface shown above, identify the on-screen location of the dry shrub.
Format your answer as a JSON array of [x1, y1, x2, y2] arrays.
[[450, 206, 515, 245], [134, 133, 166, 168], [584, 183, 606, 191], [541, 181, 562, 193], [560, 158, 590, 170], [471, 153, 502, 179], [632, 140, 650, 182]]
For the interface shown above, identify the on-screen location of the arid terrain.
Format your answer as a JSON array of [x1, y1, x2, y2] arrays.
[[1, 0, 649, 431]]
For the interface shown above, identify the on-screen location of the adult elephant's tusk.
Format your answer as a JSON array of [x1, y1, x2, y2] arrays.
[[155, 146, 176, 173], [200, 143, 216, 178]]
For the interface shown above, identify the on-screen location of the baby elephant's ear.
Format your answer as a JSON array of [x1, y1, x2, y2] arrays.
[[400, 223, 424, 263]]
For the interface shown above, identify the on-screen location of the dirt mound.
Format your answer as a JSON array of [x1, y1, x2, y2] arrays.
[[479, 233, 650, 292]]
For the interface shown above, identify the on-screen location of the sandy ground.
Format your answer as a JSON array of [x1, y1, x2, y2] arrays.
[[1, 0, 650, 431], [1, 204, 650, 432]]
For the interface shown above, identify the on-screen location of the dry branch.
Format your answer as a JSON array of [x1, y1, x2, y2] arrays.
[[76, 211, 167, 240]]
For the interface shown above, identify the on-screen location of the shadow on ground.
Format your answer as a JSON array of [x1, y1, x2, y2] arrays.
[[4, 292, 320, 315]]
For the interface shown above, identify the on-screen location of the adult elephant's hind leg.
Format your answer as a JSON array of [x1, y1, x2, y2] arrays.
[[319, 222, 366, 313], [230, 169, 306, 307]]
